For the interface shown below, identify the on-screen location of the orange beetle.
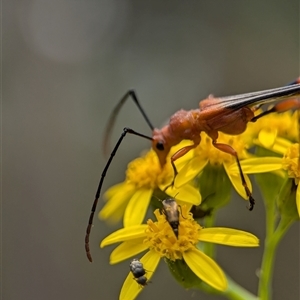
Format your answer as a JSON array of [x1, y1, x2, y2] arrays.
[[85, 78, 300, 262]]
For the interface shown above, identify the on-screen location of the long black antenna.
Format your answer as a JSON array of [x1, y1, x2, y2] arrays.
[[85, 127, 153, 262], [103, 90, 155, 156]]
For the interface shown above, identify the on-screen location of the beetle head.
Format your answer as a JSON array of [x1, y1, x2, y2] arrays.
[[152, 129, 171, 167]]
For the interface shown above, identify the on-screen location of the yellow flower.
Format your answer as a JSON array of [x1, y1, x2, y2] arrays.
[[282, 143, 300, 214], [282, 143, 300, 183], [229, 138, 300, 216], [174, 131, 253, 201], [101, 205, 259, 300], [226, 109, 299, 207], [99, 142, 201, 227]]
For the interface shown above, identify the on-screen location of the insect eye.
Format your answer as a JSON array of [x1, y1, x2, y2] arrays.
[[156, 141, 164, 151]]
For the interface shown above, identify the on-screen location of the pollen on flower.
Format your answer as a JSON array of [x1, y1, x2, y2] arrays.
[[125, 150, 173, 189], [282, 143, 300, 184], [144, 206, 201, 261], [194, 132, 249, 166]]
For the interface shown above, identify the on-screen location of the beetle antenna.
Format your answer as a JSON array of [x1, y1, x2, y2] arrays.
[[85, 127, 153, 262], [103, 90, 155, 156]]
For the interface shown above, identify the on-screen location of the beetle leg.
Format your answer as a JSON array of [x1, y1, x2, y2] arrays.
[[103, 90, 155, 156], [251, 98, 300, 122], [164, 143, 199, 191], [212, 141, 255, 210], [85, 127, 153, 262]]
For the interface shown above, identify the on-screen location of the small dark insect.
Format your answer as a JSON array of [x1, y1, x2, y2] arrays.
[[162, 198, 180, 238], [85, 78, 300, 262], [130, 259, 149, 287], [190, 205, 213, 219]]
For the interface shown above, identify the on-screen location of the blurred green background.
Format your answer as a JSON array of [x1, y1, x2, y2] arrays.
[[3, 1, 299, 299]]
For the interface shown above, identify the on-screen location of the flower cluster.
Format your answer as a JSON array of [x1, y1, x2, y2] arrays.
[[101, 205, 259, 300], [98, 104, 299, 299]]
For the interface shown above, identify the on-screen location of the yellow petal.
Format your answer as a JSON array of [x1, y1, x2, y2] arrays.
[[275, 137, 293, 148], [258, 128, 277, 148], [175, 157, 208, 187], [199, 227, 259, 247], [99, 184, 135, 222], [100, 225, 147, 247], [104, 182, 135, 200], [120, 251, 160, 300], [224, 163, 252, 200], [272, 143, 291, 154], [163, 184, 202, 206], [229, 157, 282, 174], [183, 249, 227, 291], [124, 188, 153, 227], [176, 184, 202, 205], [110, 239, 148, 264], [272, 138, 293, 155]]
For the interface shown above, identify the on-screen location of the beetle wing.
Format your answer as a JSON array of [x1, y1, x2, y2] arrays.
[[200, 83, 300, 112]]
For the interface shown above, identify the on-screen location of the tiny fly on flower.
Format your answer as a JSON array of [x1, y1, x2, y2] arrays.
[[85, 78, 300, 262], [162, 198, 180, 238], [129, 259, 149, 287]]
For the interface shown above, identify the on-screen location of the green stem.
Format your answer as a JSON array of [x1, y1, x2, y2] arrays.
[[258, 218, 293, 300], [225, 276, 259, 300], [197, 275, 258, 300], [202, 213, 216, 258], [264, 192, 277, 238]]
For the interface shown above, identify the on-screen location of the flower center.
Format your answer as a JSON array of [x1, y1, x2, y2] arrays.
[[125, 150, 173, 189], [144, 206, 201, 261], [282, 143, 300, 184]]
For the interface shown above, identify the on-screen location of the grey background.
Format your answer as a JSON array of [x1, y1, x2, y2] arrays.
[[3, 1, 299, 300]]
